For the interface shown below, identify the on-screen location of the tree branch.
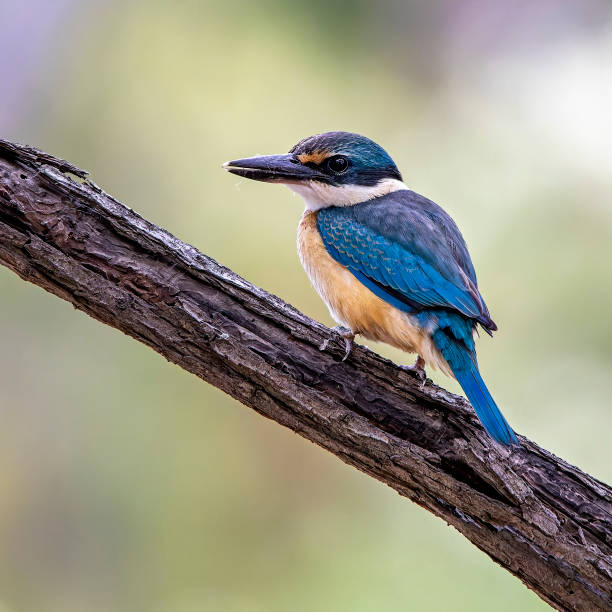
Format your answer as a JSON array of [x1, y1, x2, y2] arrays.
[[0, 139, 609, 611]]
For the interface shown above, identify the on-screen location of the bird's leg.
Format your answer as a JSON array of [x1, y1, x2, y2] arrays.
[[401, 355, 427, 386], [339, 329, 355, 362], [319, 326, 355, 361]]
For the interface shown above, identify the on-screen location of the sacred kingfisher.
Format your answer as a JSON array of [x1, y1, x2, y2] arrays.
[[223, 131, 518, 446]]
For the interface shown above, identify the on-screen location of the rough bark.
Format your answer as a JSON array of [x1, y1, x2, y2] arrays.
[[0, 138, 610, 611]]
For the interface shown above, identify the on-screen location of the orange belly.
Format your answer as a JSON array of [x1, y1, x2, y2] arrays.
[[297, 210, 450, 374]]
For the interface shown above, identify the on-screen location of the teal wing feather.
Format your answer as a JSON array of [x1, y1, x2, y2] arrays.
[[317, 193, 493, 329]]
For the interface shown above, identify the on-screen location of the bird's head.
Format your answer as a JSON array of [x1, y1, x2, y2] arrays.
[[223, 131, 406, 210]]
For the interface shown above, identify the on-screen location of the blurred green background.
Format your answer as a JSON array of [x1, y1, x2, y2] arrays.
[[1, 1, 611, 610]]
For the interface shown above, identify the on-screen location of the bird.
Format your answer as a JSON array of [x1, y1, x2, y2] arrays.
[[223, 131, 518, 446]]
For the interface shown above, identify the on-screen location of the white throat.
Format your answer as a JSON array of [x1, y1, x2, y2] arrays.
[[286, 178, 408, 211]]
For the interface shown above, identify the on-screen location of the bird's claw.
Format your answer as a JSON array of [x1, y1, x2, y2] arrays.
[[401, 356, 427, 388], [340, 334, 354, 362], [319, 326, 355, 361]]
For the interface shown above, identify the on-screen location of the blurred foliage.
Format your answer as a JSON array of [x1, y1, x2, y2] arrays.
[[0, 1, 610, 610]]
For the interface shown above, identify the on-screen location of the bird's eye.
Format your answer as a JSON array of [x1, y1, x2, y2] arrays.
[[326, 156, 350, 174]]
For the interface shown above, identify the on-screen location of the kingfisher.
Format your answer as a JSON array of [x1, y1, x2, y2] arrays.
[[223, 131, 518, 446]]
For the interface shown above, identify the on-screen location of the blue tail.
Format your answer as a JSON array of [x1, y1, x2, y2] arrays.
[[433, 328, 518, 446], [453, 365, 518, 446]]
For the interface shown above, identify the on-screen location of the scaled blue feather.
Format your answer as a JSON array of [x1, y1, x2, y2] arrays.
[[317, 192, 493, 327]]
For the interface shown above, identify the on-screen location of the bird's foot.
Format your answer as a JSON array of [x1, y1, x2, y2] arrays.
[[320, 326, 355, 361], [400, 356, 427, 387]]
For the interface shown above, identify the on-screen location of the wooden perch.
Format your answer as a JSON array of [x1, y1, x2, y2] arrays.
[[0, 139, 610, 611]]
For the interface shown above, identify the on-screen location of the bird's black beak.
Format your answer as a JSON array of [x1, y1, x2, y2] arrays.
[[223, 154, 324, 183]]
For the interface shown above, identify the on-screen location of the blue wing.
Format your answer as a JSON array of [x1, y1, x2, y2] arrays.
[[317, 189, 496, 331]]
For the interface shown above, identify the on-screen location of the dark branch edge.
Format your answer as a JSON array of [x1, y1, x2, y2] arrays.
[[0, 139, 609, 611]]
